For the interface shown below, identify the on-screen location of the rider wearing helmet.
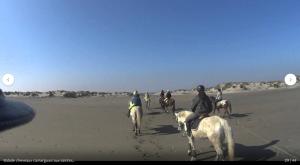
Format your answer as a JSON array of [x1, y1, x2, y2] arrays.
[[166, 90, 172, 99], [144, 92, 150, 101], [160, 90, 165, 98], [128, 90, 142, 117], [216, 88, 223, 103], [185, 85, 212, 137]]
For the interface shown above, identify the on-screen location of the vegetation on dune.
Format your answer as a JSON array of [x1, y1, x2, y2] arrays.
[[63, 92, 77, 98], [240, 84, 248, 90], [48, 91, 54, 97], [31, 93, 39, 97], [77, 91, 91, 97]]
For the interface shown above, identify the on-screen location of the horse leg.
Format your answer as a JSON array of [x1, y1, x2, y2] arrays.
[[188, 135, 197, 161], [215, 107, 220, 115], [221, 109, 224, 118], [226, 108, 231, 119], [133, 112, 138, 136], [147, 101, 150, 110], [228, 102, 232, 117], [213, 103, 216, 114], [135, 122, 138, 136], [182, 123, 188, 136], [209, 134, 224, 161], [137, 109, 142, 136], [132, 123, 136, 132], [172, 102, 176, 116], [165, 103, 169, 113], [131, 114, 136, 132], [187, 143, 192, 156]]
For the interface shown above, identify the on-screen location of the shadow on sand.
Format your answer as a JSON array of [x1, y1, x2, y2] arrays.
[[150, 125, 180, 135], [147, 112, 162, 115], [175, 108, 186, 111], [152, 107, 164, 110], [235, 140, 279, 161], [195, 140, 279, 161], [230, 113, 252, 118]]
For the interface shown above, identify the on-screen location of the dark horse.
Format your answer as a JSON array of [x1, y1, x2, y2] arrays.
[[209, 96, 232, 118], [159, 96, 176, 115]]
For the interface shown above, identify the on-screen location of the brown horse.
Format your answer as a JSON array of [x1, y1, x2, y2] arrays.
[[159, 96, 176, 115]]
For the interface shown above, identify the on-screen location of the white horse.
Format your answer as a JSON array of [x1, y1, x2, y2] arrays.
[[144, 93, 151, 111], [130, 106, 143, 136], [174, 111, 234, 161]]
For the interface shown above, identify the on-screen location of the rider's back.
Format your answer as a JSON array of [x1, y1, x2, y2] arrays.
[[192, 93, 212, 115], [216, 91, 222, 100], [131, 95, 142, 107]]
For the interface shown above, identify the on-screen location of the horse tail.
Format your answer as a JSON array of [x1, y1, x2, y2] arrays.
[[136, 107, 142, 131], [221, 119, 234, 161]]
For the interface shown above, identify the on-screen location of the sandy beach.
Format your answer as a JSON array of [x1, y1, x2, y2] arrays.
[[0, 87, 299, 161]]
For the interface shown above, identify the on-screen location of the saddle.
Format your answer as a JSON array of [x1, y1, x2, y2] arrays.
[[191, 113, 209, 130], [164, 98, 173, 105], [216, 100, 227, 107]]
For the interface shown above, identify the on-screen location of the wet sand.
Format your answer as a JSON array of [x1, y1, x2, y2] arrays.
[[0, 87, 299, 161]]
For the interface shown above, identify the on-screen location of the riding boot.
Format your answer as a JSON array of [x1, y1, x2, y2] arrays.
[[127, 110, 130, 118], [186, 122, 192, 137]]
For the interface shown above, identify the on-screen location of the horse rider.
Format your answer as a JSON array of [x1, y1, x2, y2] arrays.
[[144, 92, 150, 101], [160, 90, 165, 98], [216, 88, 223, 103], [185, 85, 212, 137], [127, 90, 142, 117], [165, 90, 172, 100]]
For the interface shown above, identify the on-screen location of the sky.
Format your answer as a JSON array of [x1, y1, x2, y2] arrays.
[[0, 0, 300, 92]]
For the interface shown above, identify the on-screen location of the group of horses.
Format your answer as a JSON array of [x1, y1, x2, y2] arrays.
[[158, 95, 232, 118], [159, 95, 176, 114], [128, 93, 235, 161]]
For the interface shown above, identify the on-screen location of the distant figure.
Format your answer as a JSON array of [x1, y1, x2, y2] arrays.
[[161, 90, 176, 115], [165, 90, 172, 99], [159, 89, 165, 109], [144, 92, 151, 110], [185, 85, 212, 137], [128, 90, 143, 136], [160, 90, 165, 98], [216, 88, 223, 103]]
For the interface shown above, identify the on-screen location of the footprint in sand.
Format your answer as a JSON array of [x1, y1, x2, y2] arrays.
[[138, 139, 145, 144], [134, 145, 142, 152]]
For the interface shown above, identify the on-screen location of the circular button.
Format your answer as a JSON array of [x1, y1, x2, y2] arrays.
[[284, 73, 297, 86], [2, 74, 15, 86]]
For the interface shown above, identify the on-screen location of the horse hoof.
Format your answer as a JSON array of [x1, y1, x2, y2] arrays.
[[191, 157, 197, 161]]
